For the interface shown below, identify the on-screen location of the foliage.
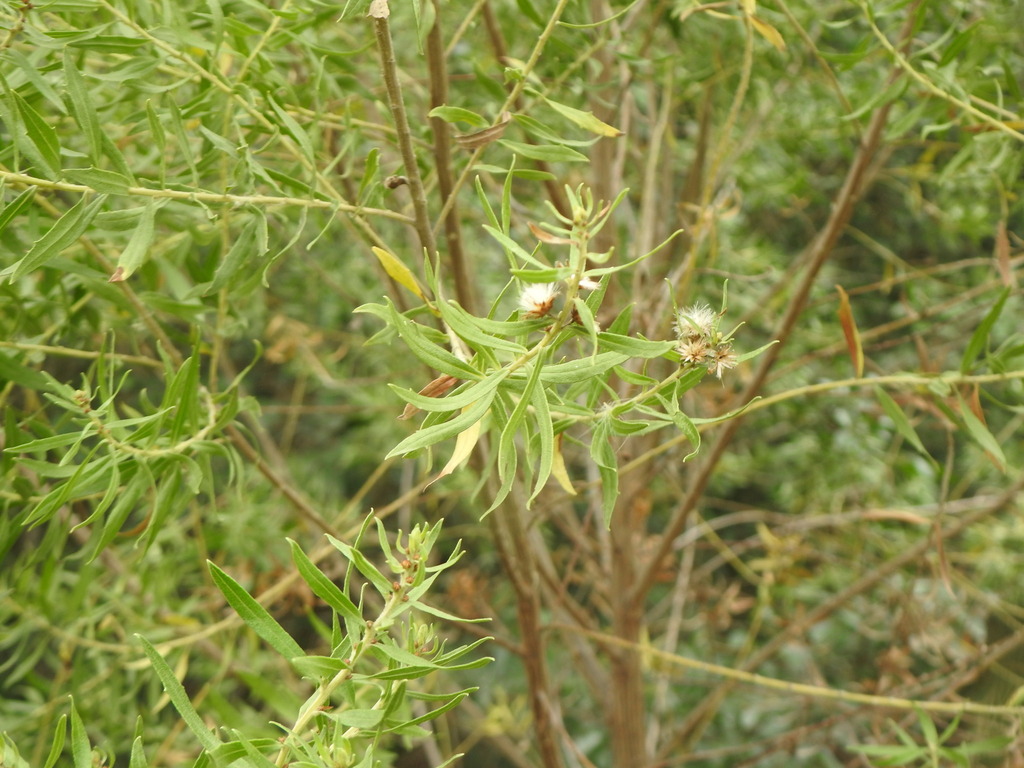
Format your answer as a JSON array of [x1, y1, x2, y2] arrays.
[[2, 0, 1024, 767]]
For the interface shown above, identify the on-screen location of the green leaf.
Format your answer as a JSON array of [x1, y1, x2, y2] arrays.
[[328, 533, 395, 599], [498, 139, 589, 163], [69, 699, 91, 768], [386, 389, 496, 457], [165, 99, 199, 185], [874, 387, 933, 464], [540, 95, 623, 137], [540, 351, 630, 383], [128, 735, 149, 768], [595, 333, 675, 358], [204, 213, 269, 295], [482, 225, 549, 268], [379, 299, 481, 379], [288, 539, 362, 624], [438, 300, 527, 355], [208, 562, 305, 661], [490, 359, 544, 513], [268, 94, 315, 162], [960, 288, 1010, 373], [42, 714, 67, 768], [392, 691, 471, 729], [2, 194, 107, 283], [590, 417, 619, 527], [0, 351, 49, 390], [390, 369, 509, 413], [844, 76, 908, 122], [428, 105, 488, 127], [290, 655, 348, 678], [527, 367, 554, 505], [67, 35, 150, 53], [335, 709, 384, 728], [145, 99, 166, 154], [63, 167, 132, 195], [958, 400, 1006, 473], [63, 49, 103, 162], [10, 89, 61, 178], [109, 200, 157, 281], [136, 636, 222, 751], [671, 411, 701, 461], [0, 187, 37, 238]]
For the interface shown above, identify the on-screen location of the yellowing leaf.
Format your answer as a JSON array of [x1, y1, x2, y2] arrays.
[[750, 15, 786, 51], [836, 285, 863, 378], [542, 97, 623, 138], [551, 434, 576, 495], [425, 415, 483, 489], [372, 246, 425, 300], [741, 0, 756, 13]]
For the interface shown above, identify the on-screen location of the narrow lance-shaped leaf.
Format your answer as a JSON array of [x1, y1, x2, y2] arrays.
[[874, 387, 934, 464], [109, 201, 157, 282], [373, 246, 426, 301], [0, 187, 36, 238], [3, 195, 107, 283], [489, 360, 545, 513], [958, 396, 1006, 473], [135, 636, 222, 751], [438, 299, 527, 354], [550, 433, 577, 495], [540, 95, 623, 137], [750, 14, 786, 51], [960, 287, 1010, 373], [386, 387, 497, 457], [327, 534, 393, 597], [428, 105, 488, 127], [836, 285, 864, 378], [380, 299, 480, 379], [63, 167, 132, 195], [426, 412, 483, 489], [42, 714, 67, 768], [69, 698, 91, 768], [527, 370, 555, 505], [10, 89, 61, 178], [288, 539, 362, 624], [208, 562, 305, 661]]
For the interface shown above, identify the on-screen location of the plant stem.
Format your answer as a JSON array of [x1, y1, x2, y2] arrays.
[[373, 16, 438, 259], [0, 170, 413, 222], [488, 483, 567, 768], [425, 0, 476, 314]]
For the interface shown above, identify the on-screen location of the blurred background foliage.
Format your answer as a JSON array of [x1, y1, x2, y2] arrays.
[[1, 0, 1023, 766]]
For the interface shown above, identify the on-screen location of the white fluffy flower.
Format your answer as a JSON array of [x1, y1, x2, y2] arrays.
[[706, 346, 738, 378], [674, 303, 717, 341], [519, 283, 559, 318]]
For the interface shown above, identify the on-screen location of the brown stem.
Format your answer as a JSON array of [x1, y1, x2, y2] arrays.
[[373, 16, 437, 258], [607, 467, 650, 767], [488, 483, 566, 768], [479, 0, 570, 219], [425, 0, 475, 314], [631, 33, 905, 608], [664, 473, 1024, 758]]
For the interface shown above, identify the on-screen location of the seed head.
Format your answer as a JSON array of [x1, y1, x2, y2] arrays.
[[674, 303, 718, 341], [519, 283, 560, 318]]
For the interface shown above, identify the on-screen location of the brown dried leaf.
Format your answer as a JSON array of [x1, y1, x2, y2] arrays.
[[994, 219, 1015, 288], [836, 285, 864, 378], [528, 221, 573, 244], [399, 374, 460, 420], [454, 112, 512, 149]]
